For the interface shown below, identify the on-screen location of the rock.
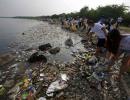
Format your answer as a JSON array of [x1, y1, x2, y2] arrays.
[[49, 47, 60, 54], [28, 52, 47, 63], [22, 33, 25, 35], [65, 38, 73, 47], [4, 80, 14, 88], [88, 55, 97, 65], [39, 43, 52, 51]]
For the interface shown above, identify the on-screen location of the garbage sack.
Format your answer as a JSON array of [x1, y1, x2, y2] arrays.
[[65, 38, 73, 47], [28, 52, 47, 63], [46, 74, 69, 97], [39, 43, 52, 51], [49, 47, 60, 54]]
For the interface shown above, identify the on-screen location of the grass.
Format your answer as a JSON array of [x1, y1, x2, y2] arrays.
[[119, 26, 130, 33]]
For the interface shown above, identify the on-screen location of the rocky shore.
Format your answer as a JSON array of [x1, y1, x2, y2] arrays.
[[0, 20, 129, 100]]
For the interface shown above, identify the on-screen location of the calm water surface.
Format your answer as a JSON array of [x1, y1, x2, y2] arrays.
[[0, 18, 40, 53], [0, 18, 85, 63]]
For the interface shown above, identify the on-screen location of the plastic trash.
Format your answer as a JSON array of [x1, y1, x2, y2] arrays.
[[38, 97, 46, 100], [22, 92, 29, 100], [9, 63, 19, 69], [46, 74, 69, 97]]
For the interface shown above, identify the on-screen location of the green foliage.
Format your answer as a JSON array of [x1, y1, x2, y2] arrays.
[[123, 12, 130, 26], [79, 6, 89, 17], [96, 5, 127, 19]]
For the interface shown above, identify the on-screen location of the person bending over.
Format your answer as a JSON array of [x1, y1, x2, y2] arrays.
[[106, 29, 130, 79]]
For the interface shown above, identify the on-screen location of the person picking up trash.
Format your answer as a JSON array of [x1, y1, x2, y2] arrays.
[[87, 20, 108, 56], [106, 29, 130, 80]]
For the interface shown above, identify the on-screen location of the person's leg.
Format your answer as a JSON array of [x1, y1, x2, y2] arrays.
[[119, 55, 130, 79], [95, 38, 105, 56], [106, 51, 111, 59], [95, 47, 101, 56], [95, 38, 100, 56]]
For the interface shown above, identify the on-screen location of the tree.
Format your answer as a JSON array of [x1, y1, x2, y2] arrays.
[[79, 6, 89, 17]]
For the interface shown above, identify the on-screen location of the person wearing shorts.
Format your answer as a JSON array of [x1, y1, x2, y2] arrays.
[[87, 20, 108, 56]]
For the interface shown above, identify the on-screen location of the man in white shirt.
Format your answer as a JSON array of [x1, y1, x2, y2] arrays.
[[87, 20, 108, 56]]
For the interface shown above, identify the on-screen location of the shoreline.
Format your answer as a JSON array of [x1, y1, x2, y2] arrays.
[[0, 19, 129, 100]]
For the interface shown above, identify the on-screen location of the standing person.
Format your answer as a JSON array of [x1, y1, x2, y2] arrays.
[[116, 16, 123, 29], [106, 29, 130, 79], [98, 15, 106, 25], [87, 20, 108, 56]]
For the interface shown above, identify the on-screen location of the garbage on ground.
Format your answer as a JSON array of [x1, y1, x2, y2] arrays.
[[46, 73, 69, 97], [38, 97, 46, 100], [0, 21, 128, 100], [4, 80, 14, 88]]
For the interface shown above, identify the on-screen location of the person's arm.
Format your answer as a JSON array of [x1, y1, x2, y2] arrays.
[[101, 27, 108, 37], [86, 27, 91, 35]]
